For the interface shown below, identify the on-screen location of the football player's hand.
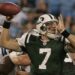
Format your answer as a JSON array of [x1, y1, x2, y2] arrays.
[[58, 14, 66, 33], [6, 16, 13, 21]]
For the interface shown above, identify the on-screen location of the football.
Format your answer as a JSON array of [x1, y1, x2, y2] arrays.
[[0, 3, 21, 16]]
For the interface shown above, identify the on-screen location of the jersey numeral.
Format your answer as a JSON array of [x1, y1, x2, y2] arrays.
[[39, 48, 51, 69]]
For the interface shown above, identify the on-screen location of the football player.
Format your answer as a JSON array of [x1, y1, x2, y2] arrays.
[[1, 14, 75, 75]]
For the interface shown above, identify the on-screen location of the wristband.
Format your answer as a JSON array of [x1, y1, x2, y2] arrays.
[[3, 21, 11, 29], [61, 30, 70, 38]]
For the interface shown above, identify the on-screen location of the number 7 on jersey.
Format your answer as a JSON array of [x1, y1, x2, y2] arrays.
[[39, 48, 51, 69]]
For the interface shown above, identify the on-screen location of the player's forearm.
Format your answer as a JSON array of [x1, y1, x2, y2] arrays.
[[67, 34, 75, 48], [1, 28, 10, 42], [61, 30, 75, 48], [1, 21, 11, 46], [16, 71, 30, 75], [1, 21, 20, 50], [18, 54, 31, 65]]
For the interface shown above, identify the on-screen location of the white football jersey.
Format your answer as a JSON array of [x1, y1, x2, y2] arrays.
[[0, 47, 9, 64]]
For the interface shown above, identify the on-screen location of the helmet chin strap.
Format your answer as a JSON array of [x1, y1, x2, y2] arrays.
[[39, 29, 61, 40], [39, 30, 61, 40], [46, 27, 61, 39], [47, 33, 61, 39]]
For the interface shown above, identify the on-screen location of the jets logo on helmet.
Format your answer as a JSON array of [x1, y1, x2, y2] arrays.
[[37, 14, 58, 24]]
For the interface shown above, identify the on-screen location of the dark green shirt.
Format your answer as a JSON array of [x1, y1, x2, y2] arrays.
[[19, 33, 66, 75]]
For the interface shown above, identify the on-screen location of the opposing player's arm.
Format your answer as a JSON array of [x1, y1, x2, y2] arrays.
[[67, 35, 75, 48], [65, 43, 75, 53], [9, 52, 31, 65]]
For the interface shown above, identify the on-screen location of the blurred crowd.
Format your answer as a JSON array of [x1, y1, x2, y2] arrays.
[[0, 0, 75, 75]]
